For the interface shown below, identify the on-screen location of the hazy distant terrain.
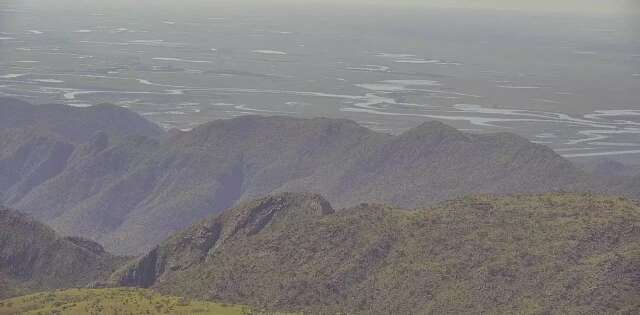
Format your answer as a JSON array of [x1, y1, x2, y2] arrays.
[[3, 98, 625, 254], [1, 1, 639, 161]]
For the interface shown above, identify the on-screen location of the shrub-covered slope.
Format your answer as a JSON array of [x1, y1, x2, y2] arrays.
[[112, 192, 640, 314]]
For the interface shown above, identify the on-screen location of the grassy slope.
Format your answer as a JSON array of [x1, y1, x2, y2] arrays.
[[0, 288, 295, 315]]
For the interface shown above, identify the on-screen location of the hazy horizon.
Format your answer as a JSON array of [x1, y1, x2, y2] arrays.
[[1, 0, 640, 162], [3, 0, 640, 15]]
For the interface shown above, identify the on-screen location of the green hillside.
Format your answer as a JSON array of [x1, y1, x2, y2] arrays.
[[0, 288, 295, 315]]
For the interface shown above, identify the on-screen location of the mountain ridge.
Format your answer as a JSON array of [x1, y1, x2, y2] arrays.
[[0, 98, 631, 254]]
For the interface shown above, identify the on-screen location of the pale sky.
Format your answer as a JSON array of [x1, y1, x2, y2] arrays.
[[7, 0, 639, 19], [354, 0, 636, 16]]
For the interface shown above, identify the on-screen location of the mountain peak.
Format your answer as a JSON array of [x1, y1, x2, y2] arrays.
[[400, 120, 468, 142], [180, 115, 371, 147], [413, 120, 462, 132], [224, 192, 334, 237], [255, 192, 335, 216]]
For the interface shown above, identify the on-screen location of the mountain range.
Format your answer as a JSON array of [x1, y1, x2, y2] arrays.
[[0, 97, 637, 254]]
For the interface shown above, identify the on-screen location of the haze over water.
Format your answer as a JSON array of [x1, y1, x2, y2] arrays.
[[1, 0, 640, 161]]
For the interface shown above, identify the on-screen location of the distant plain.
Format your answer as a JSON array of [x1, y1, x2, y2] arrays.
[[1, 0, 639, 161]]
